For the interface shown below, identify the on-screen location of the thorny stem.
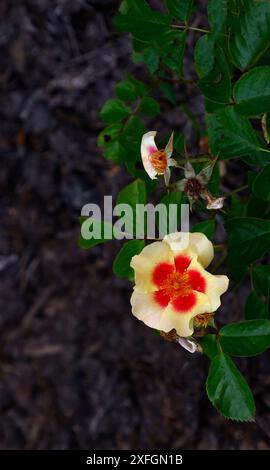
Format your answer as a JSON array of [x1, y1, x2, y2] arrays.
[[171, 24, 209, 34]]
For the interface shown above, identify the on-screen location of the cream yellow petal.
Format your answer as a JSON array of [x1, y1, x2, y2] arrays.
[[159, 291, 211, 337], [163, 231, 214, 267], [188, 232, 214, 268], [130, 241, 174, 293], [131, 289, 211, 337], [141, 131, 158, 180], [130, 291, 164, 329], [163, 233, 207, 265], [187, 257, 229, 312], [203, 272, 229, 311], [163, 232, 192, 253]]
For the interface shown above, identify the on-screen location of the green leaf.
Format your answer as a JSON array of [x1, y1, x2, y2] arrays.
[[139, 96, 160, 117], [245, 291, 268, 320], [103, 140, 127, 163], [97, 124, 126, 163], [133, 41, 160, 74], [141, 47, 160, 74], [205, 98, 227, 114], [113, 239, 145, 279], [225, 195, 246, 219], [252, 164, 270, 202], [226, 217, 270, 265], [116, 79, 137, 102], [119, 115, 145, 162], [247, 170, 269, 214], [198, 47, 232, 105], [206, 353, 255, 421], [227, 0, 245, 29], [227, 260, 248, 284], [125, 161, 157, 191], [117, 178, 146, 206], [199, 334, 219, 360], [159, 82, 176, 104], [98, 123, 121, 147], [100, 99, 130, 124], [208, 0, 227, 42], [246, 195, 269, 218], [127, 74, 149, 96], [194, 35, 215, 77], [252, 265, 270, 297], [174, 132, 186, 154], [207, 107, 268, 164], [115, 3, 170, 44], [161, 30, 186, 74], [79, 217, 118, 249], [229, 0, 270, 70], [234, 67, 270, 116], [165, 0, 194, 23], [157, 191, 184, 237], [117, 179, 147, 236], [257, 47, 270, 68], [192, 219, 216, 239], [207, 162, 220, 196], [119, 0, 150, 15], [220, 319, 270, 356]]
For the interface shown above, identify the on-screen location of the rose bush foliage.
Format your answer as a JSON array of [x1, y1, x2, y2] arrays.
[[80, 0, 270, 421]]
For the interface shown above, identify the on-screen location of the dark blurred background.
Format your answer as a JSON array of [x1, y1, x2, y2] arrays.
[[0, 0, 270, 450]]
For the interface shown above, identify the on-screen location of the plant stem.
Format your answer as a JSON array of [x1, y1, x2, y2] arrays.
[[173, 155, 212, 166], [212, 250, 228, 273], [249, 265, 255, 291], [262, 113, 270, 144], [158, 76, 196, 85], [188, 156, 211, 163], [223, 184, 248, 197], [172, 24, 209, 34], [213, 244, 226, 251]]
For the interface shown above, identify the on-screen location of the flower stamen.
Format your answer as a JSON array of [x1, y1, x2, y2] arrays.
[[160, 271, 192, 300], [150, 150, 167, 174]]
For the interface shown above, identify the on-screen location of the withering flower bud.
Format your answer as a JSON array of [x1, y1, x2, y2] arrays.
[[177, 160, 225, 211]]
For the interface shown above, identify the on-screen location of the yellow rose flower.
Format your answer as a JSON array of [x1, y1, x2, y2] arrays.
[[141, 131, 176, 185], [130, 232, 229, 337]]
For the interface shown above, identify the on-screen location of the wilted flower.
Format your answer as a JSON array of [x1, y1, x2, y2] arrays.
[[177, 161, 225, 210], [193, 312, 214, 328], [160, 329, 200, 353], [130, 232, 229, 338], [177, 337, 200, 353], [205, 195, 225, 210], [141, 131, 175, 186]]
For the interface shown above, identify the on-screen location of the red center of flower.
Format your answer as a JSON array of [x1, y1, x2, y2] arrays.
[[150, 149, 167, 174], [152, 256, 206, 313]]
